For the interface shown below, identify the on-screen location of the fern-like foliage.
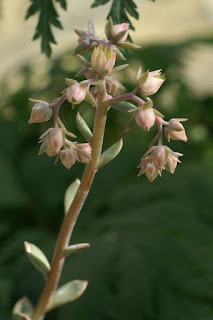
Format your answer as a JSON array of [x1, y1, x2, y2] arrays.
[[91, 0, 155, 30], [25, 0, 67, 58]]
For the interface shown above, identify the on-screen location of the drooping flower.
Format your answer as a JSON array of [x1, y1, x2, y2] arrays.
[[137, 68, 165, 97], [164, 118, 188, 142], [28, 99, 52, 124]]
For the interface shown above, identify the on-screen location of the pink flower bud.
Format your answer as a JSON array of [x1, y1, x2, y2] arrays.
[[139, 70, 165, 97], [165, 118, 188, 142], [113, 23, 129, 42], [135, 103, 156, 131], [151, 145, 168, 170], [137, 158, 159, 182], [76, 143, 92, 164], [66, 82, 88, 104], [47, 128, 64, 154], [91, 46, 116, 76], [28, 100, 52, 124], [60, 148, 78, 169], [38, 139, 57, 157]]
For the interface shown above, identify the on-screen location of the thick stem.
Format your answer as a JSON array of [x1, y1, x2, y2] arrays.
[[32, 87, 108, 320]]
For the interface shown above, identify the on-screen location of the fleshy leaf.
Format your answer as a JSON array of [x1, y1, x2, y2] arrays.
[[76, 112, 93, 143], [12, 297, 33, 320], [125, 114, 137, 132], [97, 139, 123, 169], [85, 90, 97, 107], [110, 64, 129, 75], [63, 243, 90, 257], [47, 280, 88, 311], [118, 42, 140, 50], [112, 101, 137, 113], [105, 16, 114, 39], [64, 179, 81, 215], [24, 242, 50, 280]]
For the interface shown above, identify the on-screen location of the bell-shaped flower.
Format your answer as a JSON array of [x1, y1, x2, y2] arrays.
[[151, 145, 169, 171], [106, 77, 125, 96], [137, 157, 159, 182], [39, 128, 64, 154], [66, 81, 89, 105], [137, 68, 165, 97], [135, 100, 156, 131], [164, 118, 188, 142], [91, 46, 116, 76], [113, 23, 129, 42], [28, 99, 52, 124], [60, 148, 78, 169], [76, 143, 92, 164]]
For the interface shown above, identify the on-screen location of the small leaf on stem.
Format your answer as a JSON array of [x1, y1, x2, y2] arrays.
[[12, 297, 33, 320], [63, 243, 90, 257], [112, 101, 137, 113], [47, 280, 88, 310], [24, 242, 50, 280], [125, 114, 137, 132], [64, 179, 81, 215], [76, 112, 93, 143], [97, 139, 123, 169]]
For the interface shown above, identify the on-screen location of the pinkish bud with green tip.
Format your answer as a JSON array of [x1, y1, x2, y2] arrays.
[[164, 118, 188, 142], [47, 128, 65, 154], [60, 148, 78, 169], [28, 99, 52, 124], [66, 82, 88, 105], [113, 23, 129, 42], [137, 158, 159, 182], [135, 100, 155, 131], [91, 46, 116, 76], [138, 69, 165, 97], [76, 143, 92, 164], [151, 145, 168, 171]]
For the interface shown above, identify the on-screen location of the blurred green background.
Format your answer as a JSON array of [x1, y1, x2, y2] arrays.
[[1, 1, 213, 319]]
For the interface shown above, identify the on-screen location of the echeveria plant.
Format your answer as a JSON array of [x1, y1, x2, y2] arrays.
[[12, 17, 187, 320]]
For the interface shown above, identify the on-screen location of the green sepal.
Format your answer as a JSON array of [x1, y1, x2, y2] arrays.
[[85, 90, 97, 107], [97, 139, 123, 169], [73, 40, 90, 55], [12, 297, 33, 320], [64, 179, 81, 215], [65, 78, 77, 86], [88, 19, 95, 36], [114, 30, 128, 42], [76, 112, 93, 143], [24, 242, 50, 280], [138, 70, 149, 88], [47, 280, 88, 311], [105, 16, 114, 39], [118, 42, 141, 50], [112, 101, 137, 113], [63, 243, 90, 257], [125, 115, 137, 133], [116, 49, 126, 61], [110, 64, 129, 75], [153, 108, 164, 118], [77, 54, 91, 67]]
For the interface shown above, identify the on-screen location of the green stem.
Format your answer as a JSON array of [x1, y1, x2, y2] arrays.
[[32, 86, 108, 320]]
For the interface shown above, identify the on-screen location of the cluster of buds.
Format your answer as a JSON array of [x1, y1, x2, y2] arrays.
[[138, 146, 183, 182], [27, 17, 187, 183]]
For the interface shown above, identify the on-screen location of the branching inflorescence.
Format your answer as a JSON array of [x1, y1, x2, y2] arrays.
[[13, 18, 187, 320]]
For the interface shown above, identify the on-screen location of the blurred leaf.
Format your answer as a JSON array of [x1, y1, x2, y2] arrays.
[[63, 243, 90, 257], [12, 297, 33, 320], [25, 0, 67, 57], [24, 242, 50, 280], [64, 179, 81, 215], [112, 101, 137, 113], [48, 280, 88, 310]]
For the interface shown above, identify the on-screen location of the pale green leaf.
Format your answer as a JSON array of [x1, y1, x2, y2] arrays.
[[24, 242, 50, 280], [12, 297, 33, 320], [64, 179, 81, 215], [76, 112, 93, 143], [112, 101, 137, 113], [47, 280, 88, 310], [97, 139, 123, 169], [85, 90, 97, 107], [124, 114, 137, 132], [63, 243, 90, 257]]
